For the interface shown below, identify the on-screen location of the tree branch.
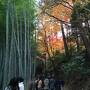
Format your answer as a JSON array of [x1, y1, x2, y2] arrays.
[[46, 0, 73, 10], [44, 11, 70, 26]]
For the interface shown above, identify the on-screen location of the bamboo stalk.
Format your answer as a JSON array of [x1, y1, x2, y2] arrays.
[[24, 9, 27, 81], [3, 1, 9, 89]]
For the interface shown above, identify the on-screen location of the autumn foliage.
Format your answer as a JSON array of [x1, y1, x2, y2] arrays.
[[37, 0, 73, 56]]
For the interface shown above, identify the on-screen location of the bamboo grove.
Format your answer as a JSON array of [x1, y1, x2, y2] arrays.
[[0, 0, 36, 90], [0, 0, 90, 90]]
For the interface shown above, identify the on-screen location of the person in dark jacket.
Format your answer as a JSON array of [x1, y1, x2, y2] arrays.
[[5, 77, 19, 90], [55, 80, 61, 90], [5, 77, 24, 90], [49, 76, 55, 90]]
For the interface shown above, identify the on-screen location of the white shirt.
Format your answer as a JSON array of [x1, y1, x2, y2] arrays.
[[38, 80, 42, 89], [18, 82, 24, 90]]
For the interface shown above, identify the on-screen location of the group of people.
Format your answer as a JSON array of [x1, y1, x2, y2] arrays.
[[34, 74, 64, 90], [5, 77, 24, 90], [5, 75, 64, 90]]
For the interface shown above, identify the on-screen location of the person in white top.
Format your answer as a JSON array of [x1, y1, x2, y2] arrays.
[[38, 80, 42, 90], [18, 82, 24, 90], [37, 77, 43, 90]]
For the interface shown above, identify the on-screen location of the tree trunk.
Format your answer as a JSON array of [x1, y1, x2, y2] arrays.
[[44, 30, 51, 57], [79, 19, 90, 60], [61, 22, 69, 58]]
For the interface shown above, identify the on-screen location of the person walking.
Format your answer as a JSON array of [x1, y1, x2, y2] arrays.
[[5, 77, 19, 90], [43, 77, 49, 90], [35, 77, 39, 90], [60, 80, 65, 90], [55, 79, 61, 90], [49, 76, 55, 90], [17, 77, 24, 90], [37, 77, 42, 90]]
